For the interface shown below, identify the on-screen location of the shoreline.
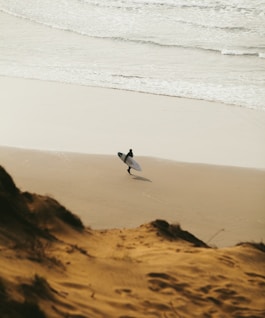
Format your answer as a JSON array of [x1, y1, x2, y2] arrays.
[[1, 75, 265, 169], [1, 74, 264, 112]]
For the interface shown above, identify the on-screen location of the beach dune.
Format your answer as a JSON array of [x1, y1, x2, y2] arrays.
[[1, 146, 265, 248], [0, 165, 265, 318], [1, 75, 265, 317]]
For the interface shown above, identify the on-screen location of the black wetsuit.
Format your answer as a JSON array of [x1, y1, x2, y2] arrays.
[[124, 149, 133, 174]]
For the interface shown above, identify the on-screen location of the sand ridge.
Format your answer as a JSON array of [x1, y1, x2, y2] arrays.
[[1, 146, 265, 247], [0, 165, 265, 317]]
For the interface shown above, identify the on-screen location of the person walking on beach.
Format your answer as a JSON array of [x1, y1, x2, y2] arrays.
[[124, 149, 133, 174]]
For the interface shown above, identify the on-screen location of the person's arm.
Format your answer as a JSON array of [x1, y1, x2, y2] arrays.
[[124, 153, 129, 163]]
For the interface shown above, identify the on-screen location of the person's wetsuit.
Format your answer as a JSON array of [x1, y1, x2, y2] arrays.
[[124, 149, 133, 174]]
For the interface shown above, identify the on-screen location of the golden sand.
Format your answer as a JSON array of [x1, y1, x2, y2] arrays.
[[0, 150, 265, 317]]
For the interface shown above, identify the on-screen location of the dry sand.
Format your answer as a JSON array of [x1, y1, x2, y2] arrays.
[[1, 76, 265, 317], [0, 165, 265, 318], [1, 146, 264, 248]]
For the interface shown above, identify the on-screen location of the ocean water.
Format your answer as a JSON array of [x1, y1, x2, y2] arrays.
[[0, 0, 264, 110]]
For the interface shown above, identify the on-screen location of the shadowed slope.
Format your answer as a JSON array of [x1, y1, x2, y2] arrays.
[[0, 166, 264, 318], [0, 165, 84, 245], [0, 166, 86, 318]]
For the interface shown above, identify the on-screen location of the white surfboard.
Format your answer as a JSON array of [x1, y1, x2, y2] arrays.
[[117, 152, 142, 171]]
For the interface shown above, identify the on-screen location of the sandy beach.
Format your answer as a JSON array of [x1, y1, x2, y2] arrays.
[[1, 76, 265, 247], [1, 146, 265, 248], [1, 76, 265, 317], [1, 76, 265, 169], [1, 0, 265, 314], [0, 165, 265, 318]]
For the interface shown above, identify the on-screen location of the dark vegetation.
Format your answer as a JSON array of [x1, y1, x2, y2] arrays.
[[0, 165, 87, 318], [0, 165, 84, 246], [20, 274, 57, 301], [151, 219, 209, 248], [0, 165, 85, 268], [236, 241, 265, 253], [0, 277, 47, 318], [0, 166, 19, 195]]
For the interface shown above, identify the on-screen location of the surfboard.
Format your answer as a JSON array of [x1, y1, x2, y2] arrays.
[[117, 152, 142, 171]]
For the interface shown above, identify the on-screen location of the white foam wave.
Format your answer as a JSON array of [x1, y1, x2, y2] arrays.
[[221, 49, 260, 57], [82, 0, 265, 13], [0, 0, 264, 111], [1, 6, 263, 61], [1, 0, 264, 51], [1, 64, 264, 111]]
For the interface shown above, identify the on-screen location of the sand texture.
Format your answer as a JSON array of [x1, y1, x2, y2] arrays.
[[1, 146, 265, 247], [1, 164, 265, 317]]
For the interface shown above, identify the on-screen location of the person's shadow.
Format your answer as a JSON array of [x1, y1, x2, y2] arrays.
[[132, 175, 152, 182]]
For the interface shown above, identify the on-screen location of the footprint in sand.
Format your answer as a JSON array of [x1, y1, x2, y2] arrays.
[[115, 288, 132, 295], [245, 272, 265, 287], [218, 255, 236, 267], [147, 272, 190, 294]]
